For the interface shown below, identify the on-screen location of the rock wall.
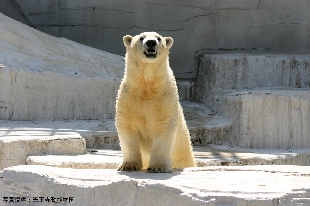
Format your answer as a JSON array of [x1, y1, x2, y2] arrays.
[[2, 0, 310, 75], [194, 51, 310, 149], [194, 51, 310, 104], [2, 165, 310, 206], [0, 0, 30, 25], [216, 90, 310, 149], [0, 13, 124, 120]]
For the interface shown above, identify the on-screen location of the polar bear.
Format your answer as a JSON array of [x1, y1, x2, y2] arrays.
[[115, 32, 196, 173]]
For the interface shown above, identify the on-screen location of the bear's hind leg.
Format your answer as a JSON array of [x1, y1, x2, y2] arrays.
[[172, 122, 196, 168]]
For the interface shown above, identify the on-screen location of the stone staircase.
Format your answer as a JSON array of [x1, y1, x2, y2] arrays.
[[192, 50, 310, 150], [1, 12, 310, 206], [0, 100, 232, 170]]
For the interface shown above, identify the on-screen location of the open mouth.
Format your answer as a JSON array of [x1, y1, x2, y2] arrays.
[[144, 49, 157, 58]]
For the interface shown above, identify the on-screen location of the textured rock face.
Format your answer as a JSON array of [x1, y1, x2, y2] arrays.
[[0, 170, 3, 195], [194, 51, 310, 149], [26, 146, 310, 169], [0, 13, 124, 120], [194, 51, 310, 104], [0, 120, 89, 170], [2, 165, 310, 206], [2, 1, 310, 75], [219, 90, 310, 149]]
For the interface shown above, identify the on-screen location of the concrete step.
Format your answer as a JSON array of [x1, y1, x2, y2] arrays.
[[184, 50, 310, 149], [81, 101, 231, 149], [26, 145, 310, 169], [0, 119, 114, 170], [181, 101, 231, 146], [0, 101, 231, 170], [0, 120, 87, 170], [195, 50, 310, 94], [214, 88, 310, 149], [1, 165, 310, 205], [178, 50, 310, 102]]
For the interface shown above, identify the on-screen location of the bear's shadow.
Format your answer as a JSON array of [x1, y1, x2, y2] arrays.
[[117, 170, 183, 180]]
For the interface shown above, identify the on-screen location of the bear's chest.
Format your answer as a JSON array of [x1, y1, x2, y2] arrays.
[[133, 77, 166, 100], [119, 92, 175, 122]]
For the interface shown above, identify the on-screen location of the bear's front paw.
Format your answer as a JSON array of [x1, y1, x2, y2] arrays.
[[117, 162, 142, 171], [146, 166, 172, 173]]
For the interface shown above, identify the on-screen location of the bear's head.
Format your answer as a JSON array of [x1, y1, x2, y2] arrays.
[[123, 32, 173, 63]]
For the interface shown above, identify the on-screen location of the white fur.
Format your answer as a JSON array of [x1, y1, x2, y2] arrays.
[[116, 32, 196, 173]]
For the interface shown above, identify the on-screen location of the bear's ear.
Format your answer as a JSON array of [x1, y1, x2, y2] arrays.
[[165, 37, 174, 49], [123, 35, 133, 47]]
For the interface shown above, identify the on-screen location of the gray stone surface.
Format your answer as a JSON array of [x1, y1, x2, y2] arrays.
[[0, 170, 3, 201], [27, 149, 121, 169], [194, 145, 310, 167], [221, 89, 310, 149], [26, 145, 310, 169], [0, 12, 124, 120], [82, 101, 231, 149], [0, 100, 231, 169], [190, 51, 310, 149], [2, 165, 310, 205], [0, 120, 87, 170], [194, 51, 310, 104], [3, 1, 310, 75], [181, 101, 231, 146], [0, 0, 30, 26]]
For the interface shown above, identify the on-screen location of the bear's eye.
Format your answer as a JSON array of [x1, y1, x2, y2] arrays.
[[157, 37, 161, 42], [140, 37, 144, 41]]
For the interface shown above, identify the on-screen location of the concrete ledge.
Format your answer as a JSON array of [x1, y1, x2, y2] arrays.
[[187, 51, 310, 149], [195, 145, 310, 167], [2, 165, 310, 205], [214, 88, 310, 149], [0, 106, 231, 170], [0, 120, 92, 170], [177, 80, 195, 101], [193, 50, 310, 108], [0, 169, 3, 199], [195, 51, 310, 96], [27, 149, 121, 169], [181, 101, 231, 146], [26, 145, 310, 169], [0, 137, 86, 171], [80, 119, 119, 149], [83, 101, 232, 149]]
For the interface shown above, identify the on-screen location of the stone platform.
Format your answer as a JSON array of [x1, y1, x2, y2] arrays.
[[26, 145, 310, 169], [1, 165, 310, 206], [192, 51, 310, 150], [0, 101, 231, 170], [214, 88, 310, 149]]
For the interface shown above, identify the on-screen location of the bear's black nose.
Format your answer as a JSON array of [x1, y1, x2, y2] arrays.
[[146, 40, 157, 47]]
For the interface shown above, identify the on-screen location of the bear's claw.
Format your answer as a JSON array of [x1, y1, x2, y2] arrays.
[[117, 163, 141, 171], [146, 166, 172, 173]]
